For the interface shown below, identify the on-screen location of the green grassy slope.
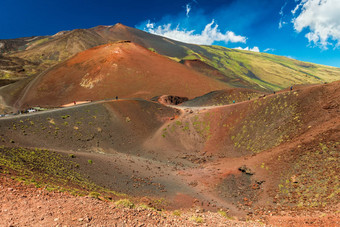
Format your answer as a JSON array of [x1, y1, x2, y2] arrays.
[[180, 45, 340, 91]]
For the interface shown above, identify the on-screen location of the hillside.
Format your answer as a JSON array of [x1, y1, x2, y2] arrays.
[[0, 36, 49, 53], [181, 87, 267, 107], [1, 23, 339, 92], [0, 81, 339, 225], [8, 41, 228, 109], [0, 22, 339, 226]]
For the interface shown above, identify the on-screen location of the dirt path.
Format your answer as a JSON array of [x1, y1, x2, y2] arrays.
[[0, 98, 127, 120]]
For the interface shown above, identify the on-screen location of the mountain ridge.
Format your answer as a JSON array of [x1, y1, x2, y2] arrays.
[[9, 41, 230, 109], [0, 23, 339, 94]]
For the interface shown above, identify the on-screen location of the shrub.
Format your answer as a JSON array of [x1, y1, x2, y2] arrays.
[[115, 199, 135, 208], [190, 215, 204, 223], [173, 210, 181, 216], [88, 192, 101, 199], [218, 210, 234, 219]]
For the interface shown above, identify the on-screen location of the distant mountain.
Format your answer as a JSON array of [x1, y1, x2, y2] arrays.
[[0, 36, 49, 53], [0, 23, 339, 93]]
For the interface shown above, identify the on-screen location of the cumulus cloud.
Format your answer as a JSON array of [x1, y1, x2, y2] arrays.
[[144, 20, 247, 45], [234, 46, 260, 52], [292, 0, 340, 48]]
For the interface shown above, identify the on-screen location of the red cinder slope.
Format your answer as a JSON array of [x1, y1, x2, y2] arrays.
[[16, 42, 229, 108]]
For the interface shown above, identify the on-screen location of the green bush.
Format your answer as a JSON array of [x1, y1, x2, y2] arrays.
[[115, 199, 135, 208]]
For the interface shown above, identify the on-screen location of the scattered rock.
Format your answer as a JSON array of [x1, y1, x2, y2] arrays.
[[238, 165, 254, 175], [255, 180, 265, 185], [189, 181, 198, 187]]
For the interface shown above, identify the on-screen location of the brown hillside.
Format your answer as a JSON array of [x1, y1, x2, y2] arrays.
[[91, 23, 190, 58], [0, 81, 339, 225], [4, 23, 191, 79], [2, 23, 339, 93], [14, 42, 229, 108], [12, 29, 106, 64], [181, 87, 267, 107]]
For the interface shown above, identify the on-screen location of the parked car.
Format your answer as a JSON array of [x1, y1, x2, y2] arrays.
[[27, 108, 37, 113]]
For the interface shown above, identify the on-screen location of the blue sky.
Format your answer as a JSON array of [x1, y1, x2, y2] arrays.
[[1, 0, 340, 67]]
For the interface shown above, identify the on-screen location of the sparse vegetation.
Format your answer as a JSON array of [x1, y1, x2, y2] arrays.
[[277, 142, 340, 208], [88, 191, 101, 199], [115, 199, 135, 208], [190, 215, 204, 223], [138, 204, 156, 211], [230, 93, 301, 154], [148, 47, 157, 53], [0, 147, 90, 189], [173, 210, 181, 216], [0, 146, 125, 200], [218, 210, 234, 220]]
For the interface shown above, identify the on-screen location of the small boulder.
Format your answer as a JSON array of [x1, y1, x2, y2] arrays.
[[238, 165, 254, 175]]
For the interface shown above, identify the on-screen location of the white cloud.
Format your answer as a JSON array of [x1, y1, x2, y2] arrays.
[[293, 0, 340, 48], [186, 4, 191, 17], [279, 2, 288, 29], [279, 21, 287, 29], [264, 48, 275, 52], [146, 21, 154, 29], [234, 46, 260, 52], [144, 20, 247, 45], [291, 1, 304, 15]]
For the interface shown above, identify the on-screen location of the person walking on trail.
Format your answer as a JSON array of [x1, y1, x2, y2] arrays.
[[116, 96, 118, 100], [233, 100, 236, 104], [290, 86, 293, 91]]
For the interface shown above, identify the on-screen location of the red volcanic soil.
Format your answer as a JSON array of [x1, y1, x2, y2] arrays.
[[1, 173, 268, 227], [15, 42, 229, 108], [144, 81, 340, 218], [0, 81, 339, 226]]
